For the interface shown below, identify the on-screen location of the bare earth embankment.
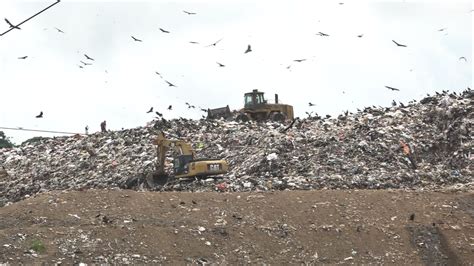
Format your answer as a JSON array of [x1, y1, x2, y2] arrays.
[[0, 189, 473, 264]]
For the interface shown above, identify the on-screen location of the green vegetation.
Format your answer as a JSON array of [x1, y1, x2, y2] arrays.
[[0, 131, 14, 149], [30, 239, 46, 253]]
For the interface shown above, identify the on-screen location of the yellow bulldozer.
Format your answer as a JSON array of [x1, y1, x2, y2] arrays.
[[146, 132, 229, 186], [208, 89, 294, 122]]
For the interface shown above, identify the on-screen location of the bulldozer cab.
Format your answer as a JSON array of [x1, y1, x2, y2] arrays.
[[173, 154, 194, 175], [244, 89, 267, 108]]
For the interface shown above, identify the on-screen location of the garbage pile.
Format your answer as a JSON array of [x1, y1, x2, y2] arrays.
[[0, 89, 472, 205]]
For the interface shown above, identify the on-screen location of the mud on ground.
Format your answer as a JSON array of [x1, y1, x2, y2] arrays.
[[0, 189, 473, 264]]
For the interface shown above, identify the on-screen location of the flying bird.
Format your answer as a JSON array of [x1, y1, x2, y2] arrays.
[[357, 34, 364, 38], [80, 60, 91, 66], [78, 65, 84, 69], [385, 86, 400, 91], [294, 59, 306, 62], [200, 108, 207, 112], [217, 62, 225, 67], [437, 28, 447, 32], [206, 38, 223, 47], [35, 111, 43, 118], [244, 44, 252, 53], [165, 80, 176, 87], [155, 71, 162, 77], [189, 41, 199, 44], [183, 10, 196, 15], [309, 102, 315, 107], [392, 40, 407, 47], [409, 213, 415, 221], [4, 18, 20, 30], [84, 54, 94, 61], [131, 36, 142, 42], [159, 28, 170, 33], [155, 111, 163, 117], [54, 27, 64, 33], [317, 32, 329, 36], [459, 56, 467, 62], [18, 56, 28, 59], [147, 107, 153, 113], [167, 105, 172, 110]]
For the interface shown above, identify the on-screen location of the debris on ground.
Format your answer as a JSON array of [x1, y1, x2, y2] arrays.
[[0, 89, 472, 205]]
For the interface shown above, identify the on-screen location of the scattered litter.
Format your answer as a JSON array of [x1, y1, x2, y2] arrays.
[[0, 89, 472, 205], [68, 214, 81, 219]]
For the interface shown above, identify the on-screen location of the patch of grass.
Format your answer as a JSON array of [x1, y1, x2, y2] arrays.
[[30, 239, 45, 253]]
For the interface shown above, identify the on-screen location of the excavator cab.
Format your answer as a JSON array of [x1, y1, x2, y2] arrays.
[[173, 154, 194, 175], [244, 89, 267, 108]]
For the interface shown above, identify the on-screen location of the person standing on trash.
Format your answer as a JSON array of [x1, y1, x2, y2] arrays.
[[100, 121, 107, 132], [400, 139, 417, 169]]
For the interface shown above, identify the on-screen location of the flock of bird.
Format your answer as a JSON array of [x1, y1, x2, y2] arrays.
[[3, 3, 471, 127], [5, 7, 260, 123]]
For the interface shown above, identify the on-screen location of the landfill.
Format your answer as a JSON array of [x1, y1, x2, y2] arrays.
[[0, 89, 472, 206]]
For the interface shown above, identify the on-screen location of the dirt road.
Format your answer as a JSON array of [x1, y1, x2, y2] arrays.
[[1, 189, 473, 264]]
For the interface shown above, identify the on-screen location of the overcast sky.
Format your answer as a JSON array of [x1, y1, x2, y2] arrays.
[[0, 0, 472, 144]]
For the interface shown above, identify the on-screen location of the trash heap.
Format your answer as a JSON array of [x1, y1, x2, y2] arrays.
[[0, 89, 473, 205]]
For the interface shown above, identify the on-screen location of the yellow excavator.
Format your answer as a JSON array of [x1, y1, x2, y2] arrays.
[[147, 132, 229, 186]]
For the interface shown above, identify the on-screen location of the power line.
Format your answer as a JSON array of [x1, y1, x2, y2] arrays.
[[0, 126, 83, 135], [0, 0, 61, 37]]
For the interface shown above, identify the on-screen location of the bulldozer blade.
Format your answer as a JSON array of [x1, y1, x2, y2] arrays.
[[207, 105, 232, 119]]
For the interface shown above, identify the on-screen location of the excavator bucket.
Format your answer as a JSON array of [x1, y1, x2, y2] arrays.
[[207, 105, 232, 120], [145, 172, 170, 188]]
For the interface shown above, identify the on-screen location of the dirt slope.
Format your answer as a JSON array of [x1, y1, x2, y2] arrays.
[[0, 189, 473, 264]]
